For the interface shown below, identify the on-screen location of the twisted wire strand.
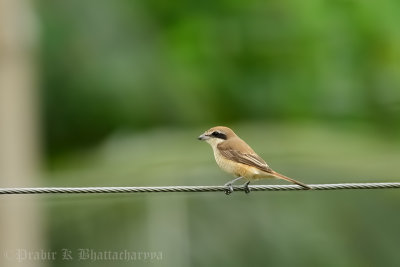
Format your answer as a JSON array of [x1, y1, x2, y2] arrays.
[[0, 182, 399, 195]]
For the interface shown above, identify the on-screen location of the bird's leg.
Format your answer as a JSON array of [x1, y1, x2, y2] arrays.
[[243, 181, 251, 194], [224, 177, 243, 195]]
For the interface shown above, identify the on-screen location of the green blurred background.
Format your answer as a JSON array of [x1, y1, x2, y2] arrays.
[[1, 0, 400, 266]]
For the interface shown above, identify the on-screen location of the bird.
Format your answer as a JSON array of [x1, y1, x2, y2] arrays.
[[198, 126, 311, 194]]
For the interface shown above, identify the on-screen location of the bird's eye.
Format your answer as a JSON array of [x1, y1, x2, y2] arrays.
[[211, 131, 219, 136]]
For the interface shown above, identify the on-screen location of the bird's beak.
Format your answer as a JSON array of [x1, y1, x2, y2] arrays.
[[198, 134, 209, 141]]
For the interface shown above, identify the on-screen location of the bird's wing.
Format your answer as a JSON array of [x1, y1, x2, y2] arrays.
[[217, 140, 273, 173]]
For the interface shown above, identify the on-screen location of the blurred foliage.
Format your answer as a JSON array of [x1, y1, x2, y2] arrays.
[[37, 0, 400, 155]]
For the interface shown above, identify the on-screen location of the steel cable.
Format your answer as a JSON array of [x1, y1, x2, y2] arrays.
[[0, 182, 399, 195]]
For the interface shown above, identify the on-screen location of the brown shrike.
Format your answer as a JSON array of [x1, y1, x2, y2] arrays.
[[198, 126, 311, 194]]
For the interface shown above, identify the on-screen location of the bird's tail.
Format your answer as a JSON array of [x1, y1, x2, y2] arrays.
[[271, 171, 311, 190]]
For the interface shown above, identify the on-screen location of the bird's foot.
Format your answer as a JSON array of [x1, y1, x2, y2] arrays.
[[224, 182, 234, 195], [223, 177, 243, 195], [243, 181, 251, 194]]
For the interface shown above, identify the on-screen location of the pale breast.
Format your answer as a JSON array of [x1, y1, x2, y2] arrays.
[[213, 149, 271, 179], [214, 149, 237, 174]]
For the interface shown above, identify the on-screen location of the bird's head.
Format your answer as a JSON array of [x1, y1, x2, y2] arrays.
[[198, 126, 236, 147]]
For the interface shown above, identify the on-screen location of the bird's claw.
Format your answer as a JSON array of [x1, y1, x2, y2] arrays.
[[224, 183, 234, 195], [243, 181, 251, 194], [224, 181, 251, 195]]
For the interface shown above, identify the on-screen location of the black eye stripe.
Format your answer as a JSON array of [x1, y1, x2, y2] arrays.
[[211, 131, 227, 140]]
